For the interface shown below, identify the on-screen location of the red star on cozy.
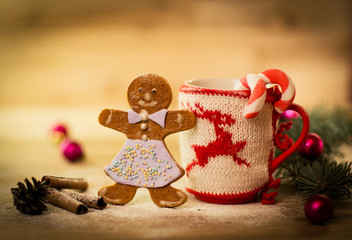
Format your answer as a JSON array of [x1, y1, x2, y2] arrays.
[[186, 103, 249, 175]]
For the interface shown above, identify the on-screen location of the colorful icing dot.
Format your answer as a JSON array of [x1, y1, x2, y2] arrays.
[[144, 184, 147, 187], [151, 183, 154, 187], [135, 163, 138, 167], [168, 175, 172, 178], [138, 180, 141, 183], [164, 177, 167, 181]]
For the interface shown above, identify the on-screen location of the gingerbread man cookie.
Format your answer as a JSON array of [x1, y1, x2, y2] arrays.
[[98, 74, 196, 207]]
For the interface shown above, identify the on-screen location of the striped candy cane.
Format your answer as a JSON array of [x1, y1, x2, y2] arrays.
[[234, 69, 296, 119]]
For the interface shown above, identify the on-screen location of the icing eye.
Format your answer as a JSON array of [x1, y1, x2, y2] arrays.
[[138, 87, 143, 93], [152, 88, 157, 94]]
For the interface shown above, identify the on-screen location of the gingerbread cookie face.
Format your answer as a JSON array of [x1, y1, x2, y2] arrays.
[[127, 74, 172, 114]]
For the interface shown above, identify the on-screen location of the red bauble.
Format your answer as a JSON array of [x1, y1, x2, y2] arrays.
[[304, 194, 333, 224], [280, 110, 299, 120], [52, 124, 68, 136], [50, 124, 68, 144], [60, 139, 83, 162], [298, 133, 324, 159]]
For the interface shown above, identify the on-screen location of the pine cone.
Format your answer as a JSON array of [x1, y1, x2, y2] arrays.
[[11, 177, 49, 215]]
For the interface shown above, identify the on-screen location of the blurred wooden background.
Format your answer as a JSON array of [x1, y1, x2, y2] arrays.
[[0, 0, 351, 154], [0, 0, 351, 143], [0, 0, 351, 153], [0, 0, 351, 109]]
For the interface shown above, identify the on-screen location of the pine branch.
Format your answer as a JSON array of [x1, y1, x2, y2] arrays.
[[309, 107, 352, 156], [297, 161, 352, 200], [281, 106, 352, 158], [275, 106, 352, 202], [275, 153, 305, 185], [275, 152, 332, 185]]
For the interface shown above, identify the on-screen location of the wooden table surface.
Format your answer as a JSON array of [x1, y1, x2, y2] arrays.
[[0, 107, 352, 240]]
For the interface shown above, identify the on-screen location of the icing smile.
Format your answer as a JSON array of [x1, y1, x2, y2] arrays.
[[138, 100, 158, 107]]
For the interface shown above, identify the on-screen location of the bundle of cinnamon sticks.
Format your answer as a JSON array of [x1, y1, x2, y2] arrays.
[[43, 176, 106, 214]]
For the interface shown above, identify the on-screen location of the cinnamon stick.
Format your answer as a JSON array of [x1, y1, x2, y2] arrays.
[[60, 189, 107, 210], [42, 176, 88, 191], [46, 188, 88, 214]]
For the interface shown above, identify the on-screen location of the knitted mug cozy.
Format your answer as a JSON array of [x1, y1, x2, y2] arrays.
[[179, 79, 310, 204]]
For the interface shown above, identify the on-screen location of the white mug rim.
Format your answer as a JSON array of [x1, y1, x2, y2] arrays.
[[184, 78, 276, 91], [185, 78, 239, 90]]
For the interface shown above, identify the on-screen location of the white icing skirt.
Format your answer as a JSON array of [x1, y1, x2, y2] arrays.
[[104, 139, 182, 188]]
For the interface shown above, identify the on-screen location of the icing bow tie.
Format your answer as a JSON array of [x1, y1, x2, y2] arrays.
[[128, 109, 168, 128]]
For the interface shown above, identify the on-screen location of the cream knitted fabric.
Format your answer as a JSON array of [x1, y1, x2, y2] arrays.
[[179, 89, 275, 199]]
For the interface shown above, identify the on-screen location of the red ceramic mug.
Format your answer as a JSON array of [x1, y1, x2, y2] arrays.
[[179, 78, 310, 204]]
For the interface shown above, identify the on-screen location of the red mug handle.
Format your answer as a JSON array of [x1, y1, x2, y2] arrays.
[[271, 103, 310, 171]]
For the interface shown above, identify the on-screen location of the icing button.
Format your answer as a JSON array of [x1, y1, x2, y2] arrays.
[[141, 134, 148, 141], [140, 110, 149, 121], [141, 123, 148, 130]]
